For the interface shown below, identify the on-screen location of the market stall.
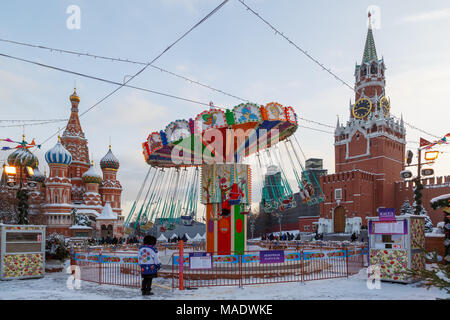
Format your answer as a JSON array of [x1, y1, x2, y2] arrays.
[[0, 224, 46, 280]]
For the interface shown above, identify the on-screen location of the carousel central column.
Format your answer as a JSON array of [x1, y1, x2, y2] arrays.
[[201, 163, 249, 254]]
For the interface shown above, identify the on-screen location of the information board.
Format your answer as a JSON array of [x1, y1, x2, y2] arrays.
[[189, 252, 213, 270], [372, 220, 406, 234], [260, 250, 285, 264]]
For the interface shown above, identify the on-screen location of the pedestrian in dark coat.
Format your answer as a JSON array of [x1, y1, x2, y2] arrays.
[[139, 235, 161, 296]]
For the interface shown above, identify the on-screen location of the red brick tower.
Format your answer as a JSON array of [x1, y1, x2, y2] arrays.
[[320, 14, 406, 231], [43, 137, 74, 236], [99, 146, 122, 217], [60, 89, 90, 203], [82, 162, 103, 206]]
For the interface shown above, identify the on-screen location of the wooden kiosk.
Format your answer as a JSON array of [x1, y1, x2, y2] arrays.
[[0, 224, 46, 280], [367, 210, 425, 283]]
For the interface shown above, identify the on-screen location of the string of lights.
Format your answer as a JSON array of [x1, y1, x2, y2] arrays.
[[2, 51, 440, 141], [0, 53, 217, 108], [0, 1, 440, 142], [298, 125, 334, 134], [1, 51, 340, 135], [37, 0, 230, 146], [0, 119, 67, 128], [237, 0, 441, 140], [0, 119, 67, 122], [0, 38, 251, 104], [238, 0, 355, 92]]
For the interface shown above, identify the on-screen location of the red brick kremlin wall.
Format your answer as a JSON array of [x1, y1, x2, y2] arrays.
[[394, 176, 450, 226]]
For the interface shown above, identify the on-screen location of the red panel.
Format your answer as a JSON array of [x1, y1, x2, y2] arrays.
[[217, 216, 231, 255], [206, 204, 215, 253]]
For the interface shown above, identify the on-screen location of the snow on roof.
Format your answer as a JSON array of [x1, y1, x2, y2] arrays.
[[76, 209, 100, 216], [431, 194, 450, 203], [96, 202, 117, 220], [69, 225, 92, 230], [193, 233, 203, 240], [157, 234, 168, 241]]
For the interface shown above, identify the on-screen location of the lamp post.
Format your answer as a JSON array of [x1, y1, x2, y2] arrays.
[[249, 214, 256, 240], [402, 147, 439, 215], [3, 164, 35, 224]]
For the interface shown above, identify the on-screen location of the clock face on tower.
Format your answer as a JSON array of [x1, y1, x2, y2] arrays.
[[380, 96, 390, 116], [352, 98, 372, 119]]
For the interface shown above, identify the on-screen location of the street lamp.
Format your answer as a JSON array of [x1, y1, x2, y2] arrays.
[[403, 146, 438, 215], [3, 163, 37, 224]]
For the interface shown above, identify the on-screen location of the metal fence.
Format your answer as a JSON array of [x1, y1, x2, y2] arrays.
[[171, 246, 366, 289], [72, 245, 367, 290]]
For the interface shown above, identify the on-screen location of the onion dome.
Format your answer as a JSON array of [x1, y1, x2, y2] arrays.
[[82, 163, 102, 184], [70, 88, 80, 103], [30, 167, 46, 183], [45, 138, 72, 165], [7, 147, 39, 168], [100, 146, 120, 170]]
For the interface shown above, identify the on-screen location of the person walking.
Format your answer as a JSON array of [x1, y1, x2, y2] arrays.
[[139, 235, 161, 296]]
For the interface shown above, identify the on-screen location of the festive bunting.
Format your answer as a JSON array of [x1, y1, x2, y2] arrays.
[[0, 137, 40, 151], [421, 134, 450, 150]]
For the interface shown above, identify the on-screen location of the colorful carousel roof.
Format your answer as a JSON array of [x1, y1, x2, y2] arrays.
[[142, 102, 298, 168]]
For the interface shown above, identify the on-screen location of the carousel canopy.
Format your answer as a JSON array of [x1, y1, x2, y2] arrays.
[[142, 102, 297, 168]]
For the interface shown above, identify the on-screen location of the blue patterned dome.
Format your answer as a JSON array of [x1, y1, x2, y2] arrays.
[[45, 140, 72, 165], [100, 146, 120, 170], [82, 164, 102, 184]]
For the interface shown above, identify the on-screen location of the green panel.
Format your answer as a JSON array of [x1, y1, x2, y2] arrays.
[[233, 205, 245, 254], [225, 109, 235, 125]]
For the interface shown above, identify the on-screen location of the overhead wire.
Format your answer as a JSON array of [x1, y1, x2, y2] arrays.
[[0, 37, 250, 103], [27, 0, 230, 147]]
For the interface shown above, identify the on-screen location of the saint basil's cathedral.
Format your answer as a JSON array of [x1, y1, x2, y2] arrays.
[[4, 89, 124, 238]]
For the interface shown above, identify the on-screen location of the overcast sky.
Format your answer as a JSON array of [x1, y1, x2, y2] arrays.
[[1, 0, 449, 218]]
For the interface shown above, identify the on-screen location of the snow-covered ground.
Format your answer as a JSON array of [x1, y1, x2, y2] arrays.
[[0, 266, 447, 300]]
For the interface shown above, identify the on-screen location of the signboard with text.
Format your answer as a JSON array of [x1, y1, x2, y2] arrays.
[[189, 252, 213, 270], [378, 208, 396, 221], [259, 250, 285, 264], [371, 220, 407, 235]]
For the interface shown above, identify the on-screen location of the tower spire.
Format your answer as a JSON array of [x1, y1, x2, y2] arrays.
[[362, 12, 378, 64]]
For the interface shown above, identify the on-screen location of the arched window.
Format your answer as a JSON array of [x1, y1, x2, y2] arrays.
[[361, 65, 367, 77], [370, 63, 377, 75]]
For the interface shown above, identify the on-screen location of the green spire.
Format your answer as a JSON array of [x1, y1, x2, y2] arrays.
[[362, 12, 378, 64]]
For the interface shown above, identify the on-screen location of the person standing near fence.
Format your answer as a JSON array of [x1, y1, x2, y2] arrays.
[[139, 235, 161, 296]]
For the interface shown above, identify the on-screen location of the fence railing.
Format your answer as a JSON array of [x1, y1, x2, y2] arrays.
[[72, 245, 367, 290], [170, 246, 366, 289], [73, 242, 206, 255]]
